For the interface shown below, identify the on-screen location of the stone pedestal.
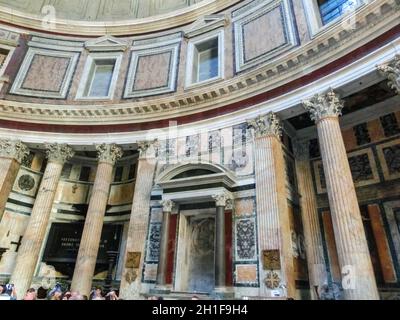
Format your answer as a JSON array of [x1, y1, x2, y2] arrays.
[[10, 143, 74, 299], [303, 89, 379, 300], [156, 200, 173, 289], [0, 140, 29, 221], [294, 140, 327, 299], [119, 141, 157, 299], [71, 144, 122, 296], [248, 113, 295, 299]]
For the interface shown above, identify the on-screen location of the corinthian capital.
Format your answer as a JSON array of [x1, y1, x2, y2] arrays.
[[160, 199, 174, 213], [212, 192, 233, 207], [96, 143, 123, 165], [137, 139, 158, 159], [0, 139, 29, 163], [377, 55, 400, 95], [247, 112, 282, 138], [45, 143, 74, 164], [303, 89, 344, 123]]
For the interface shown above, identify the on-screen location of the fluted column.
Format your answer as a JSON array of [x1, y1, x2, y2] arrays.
[[120, 141, 157, 299], [212, 192, 232, 290], [293, 140, 328, 299], [156, 199, 174, 287], [248, 113, 295, 298], [0, 139, 29, 221], [10, 143, 74, 299], [303, 89, 379, 300], [378, 55, 400, 95], [71, 143, 123, 296]]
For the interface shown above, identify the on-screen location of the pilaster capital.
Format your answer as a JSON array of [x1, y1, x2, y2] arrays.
[[293, 140, 310, 161], [302, 89, 344, 123], [0, 139, 29, 163], [247, 112, 282, 139], [96, 143, 123, 165], [45, 143, 74, 165], [212, 192, 233, 207], [377, 55, 400, 95], [160, 199, 174, 213], [136, 139, 158, 159]]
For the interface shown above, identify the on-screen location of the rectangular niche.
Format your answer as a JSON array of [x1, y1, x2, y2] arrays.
[[10, 47, 79, 99], [232, 0, 298, 73], [124, 36, 181, 98]]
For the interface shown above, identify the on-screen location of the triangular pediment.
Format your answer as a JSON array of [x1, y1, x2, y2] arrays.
[[85, 35, 129, 52], [185, 14, 228, 38]]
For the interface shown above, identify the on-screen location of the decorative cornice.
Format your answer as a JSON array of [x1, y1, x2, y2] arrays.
[[160, 199, 174, 213], [85, 35, 129, 52], [96, 143, 123, 165], [212, 192, 233, 207], [45, 143, 74, 164], [247, 112, 282, 138], [377, 54, 400, 95], [292, 140, 310, 161], [0, 139, 29, 163], [302, 89, 344, 123]]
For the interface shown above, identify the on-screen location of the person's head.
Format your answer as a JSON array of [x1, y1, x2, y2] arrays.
[[62, 291, 71, 300], [37, 287, 48, 299], [0, 285, 4, 294], [24, 288, 36, 300], [51, 291, 62, 300]]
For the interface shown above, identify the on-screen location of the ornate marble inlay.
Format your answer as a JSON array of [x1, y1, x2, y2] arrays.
[[383, 145, 400, 175], [236, 219, 256, 260], [146, 224, 161, 262], [348, 154, 373, 183]]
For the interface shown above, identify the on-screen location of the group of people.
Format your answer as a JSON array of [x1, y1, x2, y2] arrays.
[[0, 283, 120, 300]]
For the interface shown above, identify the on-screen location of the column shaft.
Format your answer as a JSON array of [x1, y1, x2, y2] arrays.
[[120, 153, 156, 299], [215, 205, 226, 288], [0, 158, 20, 221], [71, 161, 114, 296], [295, 154, 327, 299], [156, 211, 171, 286], [254, 134, 295, 298], [317, 117, 379, 300], [10, 161, 64, 299]]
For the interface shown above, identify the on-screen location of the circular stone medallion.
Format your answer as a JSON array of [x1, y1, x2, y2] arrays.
[[18, 174, 35, 191]]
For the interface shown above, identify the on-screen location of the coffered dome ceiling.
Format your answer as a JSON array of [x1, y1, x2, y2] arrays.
[[0, 0, 240, 35]]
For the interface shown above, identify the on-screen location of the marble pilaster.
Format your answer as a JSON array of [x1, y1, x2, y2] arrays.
[[10, 143, 74, 299], [248, 112, 295, 298], [119, 141, 157, 299], [71, 143, 123, 296], [293, 140, 328, 299], [303, 89, 379, 300], [0, 140, 29, 221], [156, 199, 174, 287]]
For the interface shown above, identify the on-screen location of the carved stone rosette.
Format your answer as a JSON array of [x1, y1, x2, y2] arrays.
[[96, 143, 123, 165], [247, 112, 282, 138], [45, 143, 74, 164], [160, 199, 174, 213], [302, 89, 344, 123], [377, 55, 400, 95], [0, 139, 29, 163], [212, 192, 232, 207]]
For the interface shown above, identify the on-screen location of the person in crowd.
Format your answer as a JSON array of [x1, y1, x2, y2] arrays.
[[50, 291, 62, 300], [105, 290, 119, 300], [36, 287, 48, 300], [90, 287, 104, 300], [62, 291, 71, 300], [0, 285, 11, 300], [23, 288, 36, 300]]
